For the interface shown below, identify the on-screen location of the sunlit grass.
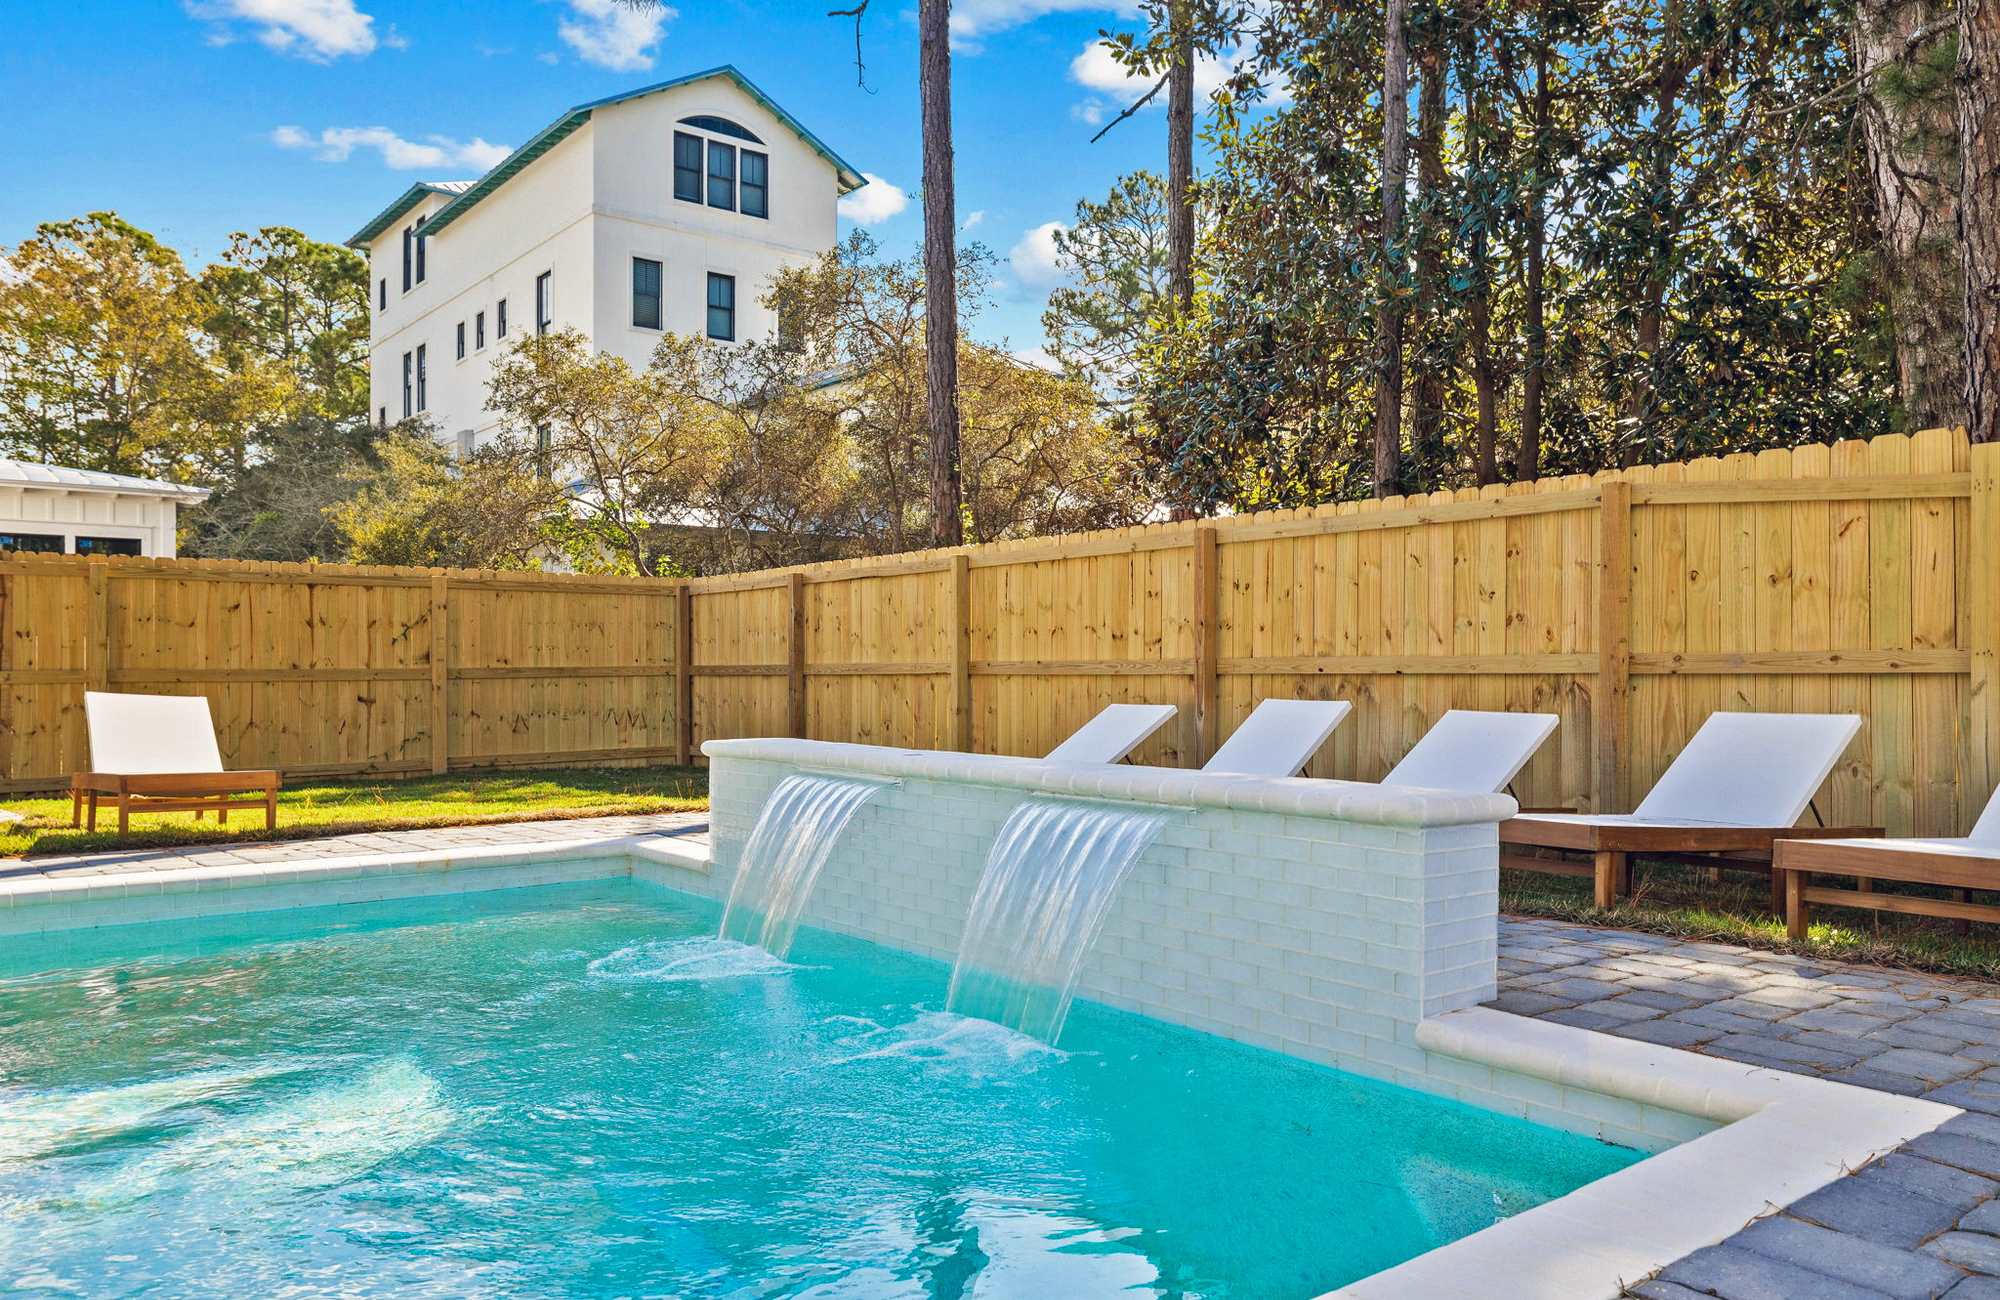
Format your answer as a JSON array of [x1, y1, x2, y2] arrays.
[[0, 766, 708, 858], [1503, 861, 2000, 982]]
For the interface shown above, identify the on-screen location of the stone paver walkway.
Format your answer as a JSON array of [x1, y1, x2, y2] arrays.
[[1498, 917, 2000, 1299], [0, 811, 709, 882]]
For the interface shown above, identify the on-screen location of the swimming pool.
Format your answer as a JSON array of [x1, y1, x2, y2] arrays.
[[0, 879, 1642, 1298]]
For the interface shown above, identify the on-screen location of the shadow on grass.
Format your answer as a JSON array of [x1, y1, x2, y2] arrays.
[[1503, 860, 2000, 984], [1, 766, 709, 859]]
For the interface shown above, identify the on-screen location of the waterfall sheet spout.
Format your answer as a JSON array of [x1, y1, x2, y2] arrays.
[[946, 798, 1168, 1044], [720, 773, 888, 957]]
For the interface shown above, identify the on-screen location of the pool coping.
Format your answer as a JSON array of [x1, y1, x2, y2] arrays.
[[0, 827, 1959, 1300]]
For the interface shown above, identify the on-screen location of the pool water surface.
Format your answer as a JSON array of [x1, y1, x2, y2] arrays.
[[0, 880, 1642, 1298]]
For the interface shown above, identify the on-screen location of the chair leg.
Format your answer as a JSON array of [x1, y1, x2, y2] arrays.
[[86, 792, 98, 833], [1593, 851, 1624, 910], [1785, 869, 1809, 941], [70, 786, 82, 828], [1768, 866, 1787, 917], [117, 794, 130, 836], [265, 787, 277, 830], [218, 801, 228, 825]]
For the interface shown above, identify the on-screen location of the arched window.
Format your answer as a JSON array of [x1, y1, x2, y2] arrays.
[[677, 114, 763, 144]]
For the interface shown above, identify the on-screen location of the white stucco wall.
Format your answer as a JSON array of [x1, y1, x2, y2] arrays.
[[361, 74, 844, 450]]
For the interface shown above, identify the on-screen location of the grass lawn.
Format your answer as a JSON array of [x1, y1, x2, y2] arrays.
[[1503, 860, 2000, 983], [0, 766, 709, 859]]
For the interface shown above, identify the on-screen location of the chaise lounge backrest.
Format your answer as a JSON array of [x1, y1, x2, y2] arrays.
[[1382, 710, 1559, 794], [1970, 786, 2000, 846], [1043, 703, 1178, 765], [1203, 699, 1352, 778], [1632, 712, 1861, 827], [83, 691, 225, 775]]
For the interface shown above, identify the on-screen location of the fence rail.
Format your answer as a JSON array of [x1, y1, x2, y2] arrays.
[[2, 427, 1994, 839]]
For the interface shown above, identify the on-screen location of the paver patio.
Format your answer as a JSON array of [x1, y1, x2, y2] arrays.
[[17, 818, 2000, 1297]]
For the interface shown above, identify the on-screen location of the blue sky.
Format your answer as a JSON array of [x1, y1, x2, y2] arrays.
[[1, 0, 1202, 351]]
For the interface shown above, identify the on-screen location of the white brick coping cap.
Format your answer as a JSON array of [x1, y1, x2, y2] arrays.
[[702, 738, 1517, 829]]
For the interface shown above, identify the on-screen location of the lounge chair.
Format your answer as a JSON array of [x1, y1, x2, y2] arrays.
[[1203, 698, 1352, 777], [70, 691, 280, 834], [1500, 712, 1877, 910], [1042, 703, 1178, 765], [1382, 709, 1559, 794], [1775, 787, 2000, 938]]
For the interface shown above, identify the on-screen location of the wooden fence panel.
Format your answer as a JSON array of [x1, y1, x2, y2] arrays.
[[0, 428, 1993, 833]]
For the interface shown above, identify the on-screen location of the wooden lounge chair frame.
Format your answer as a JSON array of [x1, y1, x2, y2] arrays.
[[1775, 789, 2000, 937], [70, 770, 280, 835], [1502, 818, 1880, 912], [70, 691, 280, 835]]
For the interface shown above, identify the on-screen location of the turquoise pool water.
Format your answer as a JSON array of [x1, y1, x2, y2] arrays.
[[0, 881, 1642, 1298]]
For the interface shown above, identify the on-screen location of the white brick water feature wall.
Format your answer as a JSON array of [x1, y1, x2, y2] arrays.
[[702, 739, 1635, 1134]]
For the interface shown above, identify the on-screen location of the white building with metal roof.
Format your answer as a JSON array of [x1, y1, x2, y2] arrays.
[[347, 65, 864, 451], [0, 460, 210, 558]]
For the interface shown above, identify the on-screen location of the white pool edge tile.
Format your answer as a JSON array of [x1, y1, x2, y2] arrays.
[[1323, 1006, 1959, 1300]]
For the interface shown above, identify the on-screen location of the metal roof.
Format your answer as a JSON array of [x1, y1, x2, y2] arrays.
[[344, 180, 477, 250], [0, 459, 211, 501], [418, 66, 866, 239]]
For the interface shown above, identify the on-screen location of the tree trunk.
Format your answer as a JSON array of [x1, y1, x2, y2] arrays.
[[1962, 0, 2000, 441], [1468, 80, 1499, 484], [920, 0, 963, 544], [1164, 0, 1197, 518], [1167, 0, 1196, 310], [1410, 41, 1448, 486], [1622, 6, 1691, 465], [1856, 0, 1965, 430], [1374, 0, 1411, 496], [1516, 34, 1550, 482]]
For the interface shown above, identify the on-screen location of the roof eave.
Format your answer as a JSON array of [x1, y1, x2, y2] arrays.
[[345, 183, 443, 250]]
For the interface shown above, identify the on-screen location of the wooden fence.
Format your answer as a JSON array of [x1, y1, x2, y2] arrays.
[[2, 427, 1994, 838]]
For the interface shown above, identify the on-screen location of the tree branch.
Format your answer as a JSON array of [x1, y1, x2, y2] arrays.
[[827, 0, 875, 93], [1090, 71, 1171, 143]]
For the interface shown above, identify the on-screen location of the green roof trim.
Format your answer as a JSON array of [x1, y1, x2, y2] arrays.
[[344, 182, 471, 249], [418, 66, 865, 240]]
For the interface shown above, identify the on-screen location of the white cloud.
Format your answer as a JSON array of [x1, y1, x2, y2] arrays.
[[961, 210, 986, 232], [1009, 220, 1072, 288], [838, 174, 910, 225], [188, 0, 379, 60], [1011, 346, 1063, 372], [951, 0, 1132, 45], [273, 125, 512, 173], [1068, 38, 1290, 121], [557, 0, 671, 71]]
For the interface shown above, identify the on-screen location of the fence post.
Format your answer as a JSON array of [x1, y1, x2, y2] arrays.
[[787, 571, 807, 738], [429, 571, 449, 775], [1971, 441, 2000, 830], [85, 559, 110, 696], [1192, 526, 1219, 765], [1595, 481, 1633, 813], [950, 554, 972, 751], [675, 583, 694, 766]]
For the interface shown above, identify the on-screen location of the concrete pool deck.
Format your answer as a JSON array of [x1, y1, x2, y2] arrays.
[[10, 812, 2000, 1297]]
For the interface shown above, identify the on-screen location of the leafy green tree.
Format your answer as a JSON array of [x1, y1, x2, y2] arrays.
[[329, 428, 563, 570], [0, 213, 224, 477]]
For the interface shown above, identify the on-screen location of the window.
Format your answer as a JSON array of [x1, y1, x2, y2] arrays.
[[0, 533, 62, 554], [75, 536, 141, 557], [475, 310, 486, 350], [740, 151, 768, 219], [378, 277, 387, 310], [673, 132, 703, 203], [496, 298, 508, 337], [414, 216, 428, 284], [706, 272, 735, 341], [401, 226, 413, 292], [401, 351, 413, 418], [535, 272, 552, 334], [456, 321, 466, 360], [632, 257, 663, 330], [416, 343, 428, 412], [677, 114, 763, 144], [707, 140, 736, 210], [379, 405, 387, 427]]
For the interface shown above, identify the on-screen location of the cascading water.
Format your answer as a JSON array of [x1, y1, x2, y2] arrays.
[[719, 773, 886, 957], [946, 798, 1168, 1044]]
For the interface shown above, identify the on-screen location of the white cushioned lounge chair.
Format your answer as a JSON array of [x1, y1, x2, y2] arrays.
[[71, 691, 280, 834], [1776, 784, 2000, 938], [1383, 709, 1560, 794], [1203, 698, 1352, 778]]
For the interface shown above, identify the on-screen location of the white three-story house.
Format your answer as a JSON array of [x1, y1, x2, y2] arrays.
[[348, 65, 865, 449]]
